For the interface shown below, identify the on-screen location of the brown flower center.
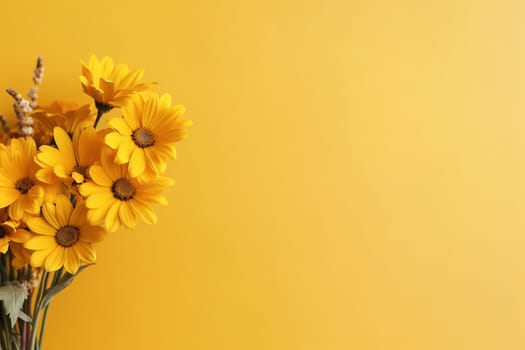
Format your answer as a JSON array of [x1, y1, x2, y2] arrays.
[[0, 226, 9, 239], [112, 178, 135, 201], [132, 127, 155, 148], [15, 177, 34, 194], [55, 225, 80, 247]]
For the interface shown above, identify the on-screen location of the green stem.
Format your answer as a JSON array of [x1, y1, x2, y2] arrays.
[[7, 253, 13, 282], [37, 270, 60, 349], [36, 306, 49, 350], [28, 270, 48, 350], [2, 306, 11, 350], [0, 304, 9, 350], [0, 255, 6, 284]]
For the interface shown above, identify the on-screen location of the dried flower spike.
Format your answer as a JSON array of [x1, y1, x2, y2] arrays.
[[7, 88, 33, 136], [27, 56, 44, 108]]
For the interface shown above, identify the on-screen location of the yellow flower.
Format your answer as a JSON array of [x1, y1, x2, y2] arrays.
[[80, 55, 154, 108], [78, 150, 173, 233], [0, 138, 46, 220], [35, 126, 105, 186], [32, 101, 95, 136], [24, 195, 106, 274], [105, 93, 191, 178], [0, 208, 30, 254]]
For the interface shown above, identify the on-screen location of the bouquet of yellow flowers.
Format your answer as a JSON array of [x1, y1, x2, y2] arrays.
[[0, 55, 191, 350]]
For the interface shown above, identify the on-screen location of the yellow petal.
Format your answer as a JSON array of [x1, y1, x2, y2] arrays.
[[119, 202, 137, 229], [26, 186, 44, 214], [115, 139, 136, 164], [130, 199, 157, 225], [0, 189, 19, 208], [30, 247, 55, 267], [87, 206, 109, 225], [72, 171, 84, 184], [85, 191, 115, 210], [89, 165, 113, 187], [0, 242, 9, 254], [129, 149, 146, 178], [104, 201, 121, 233], [26, 217, 57, 236], [79, 182, 106, 197], [55, 195, 73, 226], [105, 131, 126, 149], [36, 168, 59, 184], [9, 197, 26, 221], [45, 246, 65, 271], [70, 202, 87, 227], [64, 248, 80, 274], [79, 225, 107, 243], [42, 202, 60, 229], [11, 228, 31, 243], [24, 236, 56, 250], [73, 243, 96, 263], [107, 117, 132, 136], [53, 127, 76, 170]]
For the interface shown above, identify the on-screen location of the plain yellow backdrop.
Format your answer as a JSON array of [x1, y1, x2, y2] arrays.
[[0, 0, 525, 349]]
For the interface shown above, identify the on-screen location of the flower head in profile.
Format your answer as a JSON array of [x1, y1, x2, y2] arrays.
[[10, 241, 32, 269], [79, 150, 173, 233], [0, 208, 30, 254], [0, 137, 46, 220], [80, 55, 154, 109], [32, 101, 94, 137], [105, 93, 191, 178], [35, 126, 105, 187], [24, 195, 106, 274]]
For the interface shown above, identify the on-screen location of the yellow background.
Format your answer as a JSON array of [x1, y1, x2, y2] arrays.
[[1, 0, 525, 349]]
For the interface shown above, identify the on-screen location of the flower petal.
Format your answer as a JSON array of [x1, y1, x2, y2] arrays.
[[27, 217, 57, 236], [73, 243, 96, 263], [30, 247, 55, 267], [55, 195, 73, 226], [45, 246, 65, 271], [80, 225, 107, 243], [64, 248, 80, 274], [119, 202, 137, 229], [89, 165, 113, 187], [129, 148, 146, 178], [24, 236, 56, 250]]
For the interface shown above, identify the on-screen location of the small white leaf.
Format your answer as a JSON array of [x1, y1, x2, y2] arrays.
[[0, 282, 30, 327]]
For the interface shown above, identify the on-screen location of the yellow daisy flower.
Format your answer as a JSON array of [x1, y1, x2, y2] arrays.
[[24, 195, 106, 274], [0, 208, 30, 254], [78, 150, 173, 233], [0, 137, 46, 220], [0, 221, 30, 254], [105, 93, 191, 178], [80, 55, 154, 112], [32, 101, 95, 136], [35, 126, 105, 186]]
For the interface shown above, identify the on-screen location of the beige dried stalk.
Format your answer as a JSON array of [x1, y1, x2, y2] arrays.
[[6, 88, 33, 136], [27, 56, 44, 108]]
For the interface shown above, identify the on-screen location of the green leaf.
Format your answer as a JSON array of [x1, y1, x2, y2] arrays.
[[40, 265, 91, 309], [0, 282, 29, 328]]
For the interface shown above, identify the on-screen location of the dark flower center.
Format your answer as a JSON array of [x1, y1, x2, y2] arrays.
[[132, 127, 155, 148], [0, 226, 9, 239], [112, 178, 135, 201], [15, 177, 34, 194], [55, 225, 80, 247]]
